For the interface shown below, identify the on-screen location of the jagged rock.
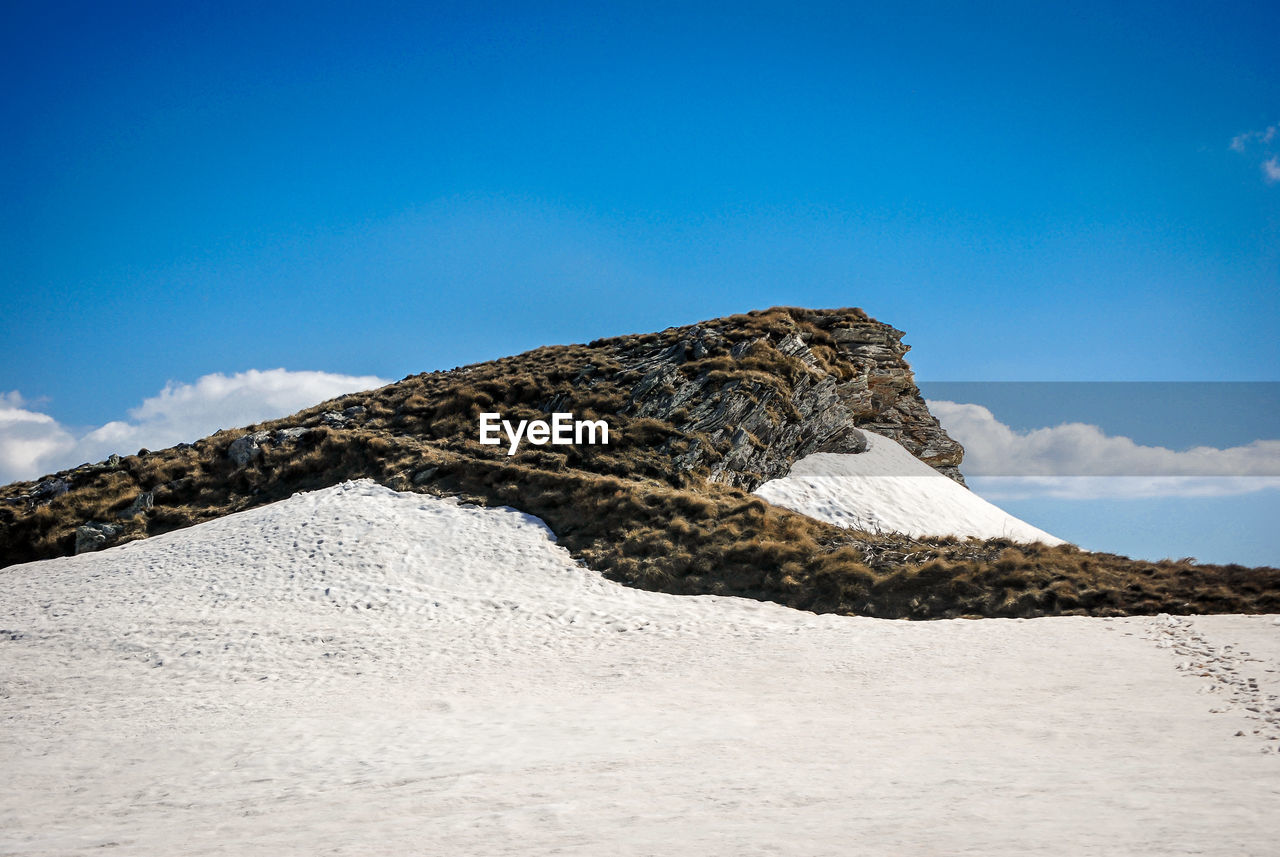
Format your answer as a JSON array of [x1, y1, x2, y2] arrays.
[[75, 521, 123, 554], [618, 312, 963, 488], [117, 492, 154, 519], [321, 411, 349, 428], [30, 479, 69, 505], [227, 431, 271, 467], [776, 333, 821, 368], [0, 308, 963, 565], [274, 427, 311, 443]]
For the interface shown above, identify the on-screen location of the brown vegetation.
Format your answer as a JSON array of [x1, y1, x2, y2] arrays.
[[2, 306, 1277, 619]]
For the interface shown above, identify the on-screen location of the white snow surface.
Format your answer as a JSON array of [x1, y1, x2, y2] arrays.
[[754, 430, 1067, 544], [2, 480, 1278, 856]]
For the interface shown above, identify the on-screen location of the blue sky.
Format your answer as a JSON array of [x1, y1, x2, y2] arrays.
[[3, 1, 1278, 564]]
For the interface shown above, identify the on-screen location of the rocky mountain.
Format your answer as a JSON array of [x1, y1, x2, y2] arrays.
[[2, 306, 1277, 619], [612, 310, 964, 486]]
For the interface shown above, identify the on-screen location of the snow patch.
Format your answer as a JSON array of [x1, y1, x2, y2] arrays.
[[754, 430, 1065, 544]]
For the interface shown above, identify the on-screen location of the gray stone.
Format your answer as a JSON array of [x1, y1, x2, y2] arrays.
[[274, 427, 311, 443], [321, 411, 349, 428], [117, 492, 154, 519], [776, 333, 823, 368], [342, 406, 366, 418], [412, 467, 439, 486], [30, 479, 68, 505], [75, 521, 124, 554], [227, 431, 271, 467]]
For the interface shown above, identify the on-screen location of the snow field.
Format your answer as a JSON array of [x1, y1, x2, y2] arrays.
[[1, 480, 1277, 856]]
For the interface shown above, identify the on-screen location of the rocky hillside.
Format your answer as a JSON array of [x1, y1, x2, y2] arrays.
[[2, 306, 1277, 618], [612, 311, 964, 485]]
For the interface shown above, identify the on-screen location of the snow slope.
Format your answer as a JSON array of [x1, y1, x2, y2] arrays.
[[755, 430, 1066, 544], [2, 480, 1278, 856]]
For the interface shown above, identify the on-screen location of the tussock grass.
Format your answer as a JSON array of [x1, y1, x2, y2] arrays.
[[2, 306, 1277, 619]]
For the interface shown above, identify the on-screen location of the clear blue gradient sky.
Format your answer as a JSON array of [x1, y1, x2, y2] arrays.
[[4, 1, 1278, 563]]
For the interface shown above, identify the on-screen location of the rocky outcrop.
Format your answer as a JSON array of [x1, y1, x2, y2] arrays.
[[30, 478, 69, 505], [0, 306, 965, 572], [606, 309, 964, 487], [116, 492, 154, 519], [228, 425, 324, 468], [6, 306, 1278, 623], [322, 406, 365, 428], [75, 521, 123, 554], [227, 431, 271, 468]]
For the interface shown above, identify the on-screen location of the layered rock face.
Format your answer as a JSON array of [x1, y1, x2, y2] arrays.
[[0, 306, 964, 566], [611, 309, 965, 487], [6, 306, 1278, 623]]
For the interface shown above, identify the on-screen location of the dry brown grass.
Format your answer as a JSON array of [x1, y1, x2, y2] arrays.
[[2, 306, 1277, 619]]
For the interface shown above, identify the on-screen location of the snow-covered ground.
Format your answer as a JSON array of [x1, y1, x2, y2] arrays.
[[755, 430, 1066, 544], [1, 480, 1277, 856]]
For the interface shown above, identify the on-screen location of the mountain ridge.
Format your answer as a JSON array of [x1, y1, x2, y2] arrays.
[[3, 306, 1277, 619]]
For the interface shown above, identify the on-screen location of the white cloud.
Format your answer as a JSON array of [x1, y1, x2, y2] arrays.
[[966, 475, 1280, 500], [1231, 124, 1278, 150], [928, 400, 1280, 499], [1230, 124, 1280, 184], [0, 393, 77, 483], [0, 370, 389, 485]]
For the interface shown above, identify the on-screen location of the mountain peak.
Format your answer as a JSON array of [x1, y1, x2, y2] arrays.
[[3, 307, 1276, 619]]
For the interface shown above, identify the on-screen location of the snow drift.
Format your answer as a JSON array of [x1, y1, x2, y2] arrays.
[[754, 430, 1066, 545], [1, 481, 1276, 856]]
